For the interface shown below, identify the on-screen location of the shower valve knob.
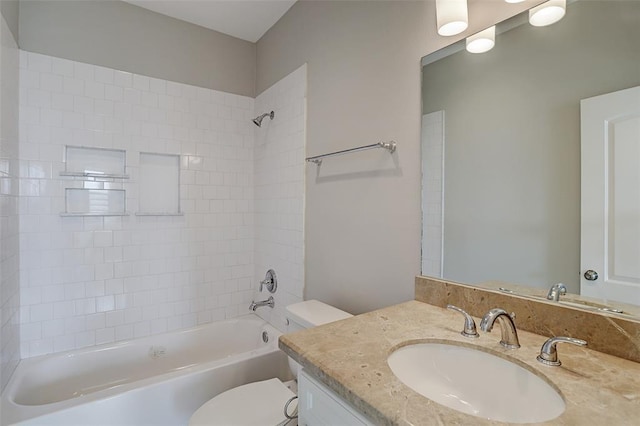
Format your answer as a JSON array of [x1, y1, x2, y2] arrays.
[[259, 269, 278, 293]]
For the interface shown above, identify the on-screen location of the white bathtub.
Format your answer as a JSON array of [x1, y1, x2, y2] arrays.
[[1, 315, 292, 425]]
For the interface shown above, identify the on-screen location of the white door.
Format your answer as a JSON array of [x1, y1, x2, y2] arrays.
[[581, 86, 640, 305]]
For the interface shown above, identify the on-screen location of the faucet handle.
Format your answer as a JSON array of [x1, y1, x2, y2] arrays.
[[447, 305, 479, 338], [259, 269, 278, 293], [536, 336, 587, 366]]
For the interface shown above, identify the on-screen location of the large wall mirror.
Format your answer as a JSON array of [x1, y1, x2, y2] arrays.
[[420, 0, 640, 310]]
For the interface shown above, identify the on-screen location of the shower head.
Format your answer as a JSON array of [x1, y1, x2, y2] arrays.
[[252, 111, 275, 127]]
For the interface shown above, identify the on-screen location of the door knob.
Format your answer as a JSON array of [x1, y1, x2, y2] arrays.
[[584, 270, 599, 281]]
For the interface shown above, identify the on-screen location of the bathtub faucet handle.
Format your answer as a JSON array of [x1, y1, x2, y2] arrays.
[[259, 269, 278, 293]]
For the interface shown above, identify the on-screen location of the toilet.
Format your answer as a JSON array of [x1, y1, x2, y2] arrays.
[[189, 300, 352, 426]]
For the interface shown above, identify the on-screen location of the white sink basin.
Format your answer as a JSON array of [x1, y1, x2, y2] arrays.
[[388, 342, 565, 423]]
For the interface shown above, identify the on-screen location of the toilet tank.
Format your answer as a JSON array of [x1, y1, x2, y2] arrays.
[[285, 300, 352, 332]]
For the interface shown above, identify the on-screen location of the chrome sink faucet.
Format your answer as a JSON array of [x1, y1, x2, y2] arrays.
[[249, 296, 274, 311], [546, 283, 567, 301], [480, 308, 520, 349]]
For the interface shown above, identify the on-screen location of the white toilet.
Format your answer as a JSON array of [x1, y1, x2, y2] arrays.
[[189, 300, 352, 426]]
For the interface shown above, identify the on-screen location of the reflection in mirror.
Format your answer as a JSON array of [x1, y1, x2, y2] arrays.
[[420, 0, 640, 309]]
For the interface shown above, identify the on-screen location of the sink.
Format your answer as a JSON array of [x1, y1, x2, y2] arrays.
[[388, 342, 565, 423]]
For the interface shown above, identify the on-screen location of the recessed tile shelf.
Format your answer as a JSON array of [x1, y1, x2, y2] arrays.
[[62, 146, 128, 178], [60, 146, 130, 216], [138, 153, 181, 215], [62, 188, 127, 216], [59, 172, 130, 179], [135, 212, 184, 216], [60, 212, 130, 217]]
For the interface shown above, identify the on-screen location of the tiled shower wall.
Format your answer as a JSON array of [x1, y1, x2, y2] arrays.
[[0, 14, 21, 391], [253, 65, 306, 331], [18, 51, 257, 358]]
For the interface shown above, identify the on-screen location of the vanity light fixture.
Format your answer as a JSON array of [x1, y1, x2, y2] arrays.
[[436, 0, 469, 36], [529, 0, 566, 27], [466, 26, 496, 54]]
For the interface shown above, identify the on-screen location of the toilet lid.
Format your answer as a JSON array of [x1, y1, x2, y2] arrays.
[[189, 378, 297, 426]]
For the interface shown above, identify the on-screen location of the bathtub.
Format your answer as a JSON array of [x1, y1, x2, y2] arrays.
[[1, 315, 292, 425]]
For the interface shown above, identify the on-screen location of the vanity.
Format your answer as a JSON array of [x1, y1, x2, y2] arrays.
[[279, 277, 640, 425]]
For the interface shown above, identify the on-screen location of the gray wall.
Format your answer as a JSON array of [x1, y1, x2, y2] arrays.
[[0, 0, 18, 42], [422, 1, 640, 292], [19, 0, 256, 97], [256, 0, 537, 314]]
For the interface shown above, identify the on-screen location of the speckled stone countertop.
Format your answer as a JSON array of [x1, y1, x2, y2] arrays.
[[279, 301, 640, 425]]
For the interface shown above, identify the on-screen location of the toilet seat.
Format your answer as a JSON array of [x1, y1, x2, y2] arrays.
[[189, 378, 296, 426]]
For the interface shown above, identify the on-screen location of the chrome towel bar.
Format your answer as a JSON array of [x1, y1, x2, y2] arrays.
[[305, 141, 396, 165]]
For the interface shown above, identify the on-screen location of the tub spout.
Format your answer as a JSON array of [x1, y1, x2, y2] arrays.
[[249, 296, 274, 311]]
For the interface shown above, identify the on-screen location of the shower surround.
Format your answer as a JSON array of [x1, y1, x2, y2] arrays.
[[1, 13, 21, 392], [16, 50, 306, 359]]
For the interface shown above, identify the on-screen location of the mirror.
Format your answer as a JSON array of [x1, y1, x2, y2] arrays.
[[420, 0, 640, 312]]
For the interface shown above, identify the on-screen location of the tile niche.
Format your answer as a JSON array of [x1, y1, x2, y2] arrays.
[[61, 146, 129, 216], [60, 146, 181, 216]]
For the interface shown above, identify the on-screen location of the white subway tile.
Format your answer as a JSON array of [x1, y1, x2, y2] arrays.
[[95, 99, 115, 116], [94, 66, 114, 84], [123, 88, 141, 105], [104, 85, 123, 102], [17, 52, 308, 358], [75, 298, 96, 315], [95, 327, 115, 345], [85, 313, 105, 330], [74, 331, 95, 348], [41, 285, 65, 303], [53, 335, 75, 353], [62, 111, 84, 129], [63, 77, 84, 96], [84, 81, 105, 99], [21, 69, 40, 89], [20, 287, 42, 306], [40, 73, 63, 92], [28, 53, 52, 73], [42, 319, 65, 338], [53, 301, 75, 319], [132, 74, 150, 91], [113, 71, 133, 88], [52, 92, 74, 111], [30, 304, 54, 322], [115, 325, 134, 341], [51, 57, 74, 77], [85, 281, 105, 298], [73, 231, 93, 248]]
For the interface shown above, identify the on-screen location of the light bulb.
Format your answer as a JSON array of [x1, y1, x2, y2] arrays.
[[529, 0, 566, 27], [436, 0, 469, 36], [466, 26, 496, 54]]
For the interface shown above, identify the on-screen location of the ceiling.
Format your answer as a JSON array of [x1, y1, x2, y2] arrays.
[[122, 0, 298, 43]]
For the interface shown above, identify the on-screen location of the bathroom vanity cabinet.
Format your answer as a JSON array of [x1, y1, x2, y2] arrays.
[[298, 370, 373, 426]]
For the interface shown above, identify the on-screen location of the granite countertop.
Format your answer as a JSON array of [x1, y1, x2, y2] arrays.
[[279, 300, 640, 425]]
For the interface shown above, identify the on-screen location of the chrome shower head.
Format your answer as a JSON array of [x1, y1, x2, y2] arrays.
[[252, 111, 275, 127]]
